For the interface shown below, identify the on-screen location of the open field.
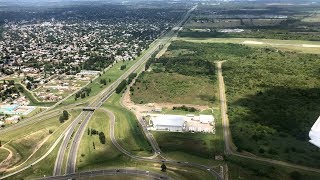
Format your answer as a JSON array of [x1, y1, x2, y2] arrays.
[[0, 149, 9, 163], [76, 107, 214, 180], [4, 141, 62, 179], [179, 37, 320, 54], [131, 72, 215, 106], [131, 40, 217, 107], [0, 109, 81, 171], [103, 93, 153, 157], [77, 109, 113, 169]]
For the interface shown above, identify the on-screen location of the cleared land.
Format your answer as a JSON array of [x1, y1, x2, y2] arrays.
[[179, 37, 320, 54]]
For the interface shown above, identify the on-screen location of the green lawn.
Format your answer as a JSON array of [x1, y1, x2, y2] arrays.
[[1, 109, 81, 169], [103, 93, 153, 157], [76, 108, 214, 180], [0, 148, 10, 163], [5, 141, 62, 179]]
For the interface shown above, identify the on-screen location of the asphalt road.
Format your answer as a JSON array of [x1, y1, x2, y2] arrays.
[[103, 108, 223, 180], [44, 169, 170, 180], [63, 4, 198, 176]]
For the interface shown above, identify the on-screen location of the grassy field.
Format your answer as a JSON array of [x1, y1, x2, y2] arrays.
[[0, 148, 9, 163], [1, 109, 81, 169], [179, 37, 320, 54], [76, 107, 214, 180], [131, 40, 217, 106], [227, 156, 320, 180], [5, 141, 62, 179], [103, 93, 153, 157], [131, 72, 215, 106]]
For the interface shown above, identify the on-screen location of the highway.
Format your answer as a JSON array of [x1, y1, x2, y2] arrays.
[[62, 4, 198, 176], [44, 169, 170, 180], [216, 61, 320, 174], [103, 108, 223, 180]]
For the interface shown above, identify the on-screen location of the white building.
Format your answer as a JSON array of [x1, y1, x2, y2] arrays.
[[151, 115, 186, 132], [309, 116, 320, 148], [78, 70, 100, 76], [0, 121, 4, 126], [199, 115, 214, 124]]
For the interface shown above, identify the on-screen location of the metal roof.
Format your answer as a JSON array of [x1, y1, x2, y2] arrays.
[[152, 115, 185, 127]]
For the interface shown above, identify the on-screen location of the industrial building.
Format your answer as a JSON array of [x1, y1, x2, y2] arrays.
[[150, 115, 186, 132], [309, 116, 320, 148]]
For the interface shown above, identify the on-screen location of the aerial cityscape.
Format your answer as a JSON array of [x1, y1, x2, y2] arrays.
[[0, 0, 319, 179]]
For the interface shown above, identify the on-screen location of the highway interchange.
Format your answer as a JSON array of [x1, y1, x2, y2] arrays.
[[0, 4, 223, 180], [3, 4, 320, 180]]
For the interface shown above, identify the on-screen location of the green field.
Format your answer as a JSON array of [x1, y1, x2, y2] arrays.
[[0, 148, 9, 163], [131, 40, 216, 106], [131, 72, 215, 106], [76, 106, 214, 180], [5, 141, 62, 179], [103, 93, 153, 157], [1, 109, 81, 170]]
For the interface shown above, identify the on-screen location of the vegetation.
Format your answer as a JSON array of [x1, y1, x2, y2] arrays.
[[185, 42, 320, 167], [59, 110, 69, 123], [172, 105, 197, 112], [227, 156, 320, 180], [131, 41, 218, 106], [115, 80, 127, 94], [103, 93, 153, 156]]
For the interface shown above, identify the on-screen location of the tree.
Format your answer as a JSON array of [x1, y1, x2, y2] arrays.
[[161, 164, 167, 172], [59, 115, 65, 123], [115, 80, 127, 94], [93, 142, 95, 149], [120, 65, 126, 70], [99, 132, 106, 144], [63, 110, 69, 120]]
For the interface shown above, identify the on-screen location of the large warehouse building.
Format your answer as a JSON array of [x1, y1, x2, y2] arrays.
[[150, 115, 186, 132], [309, 116, 320, 148]]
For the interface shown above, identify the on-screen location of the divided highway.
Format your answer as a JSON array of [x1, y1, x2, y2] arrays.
[[61, 4, 199, 176]]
